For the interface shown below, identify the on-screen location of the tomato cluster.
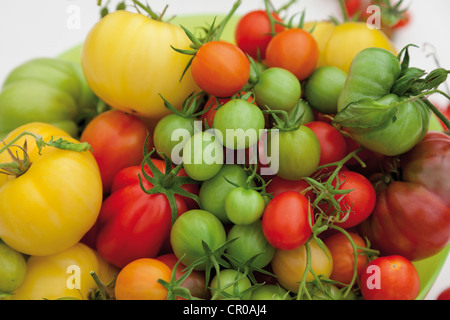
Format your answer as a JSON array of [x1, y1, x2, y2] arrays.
[[0, 0, 449, 302]]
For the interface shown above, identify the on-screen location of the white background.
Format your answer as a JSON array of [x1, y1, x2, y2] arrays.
[[0, 0, 449, 300]]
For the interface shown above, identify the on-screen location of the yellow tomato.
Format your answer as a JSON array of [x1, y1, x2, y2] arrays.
[[11, 243, 118, 300], [304, 21, 335, 68], [271, 238, 333, 293], [0, 122, 102, 256], [81, 10, 200, 120]]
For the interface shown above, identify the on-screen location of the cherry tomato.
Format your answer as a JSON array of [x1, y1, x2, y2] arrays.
[[235, 9, 285, 60], [210, 269, 252, 300], [262, 191, 313, 250], [437, 287, 450, 300], [360, 255, 420, 300], [265, 28, 319, 81], [115, 258, 171, 300], [191, 41, 250, 98], [80, 109, 151, 195], [224, 187, 265, 225], [265, 175, 316, 201]]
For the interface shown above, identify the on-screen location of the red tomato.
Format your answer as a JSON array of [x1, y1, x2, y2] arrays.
[[262, 191, 314, 250], [393, 11, 411, 29], [437, 287, 450, 300], [345, 0, 362, 17], [201, 96, 231, 129], [265, 28, 319, 81], [80, 109, 151, 195], [323, 170, 376, 228], [305, 121, 347, 166], [265, 175, 315, 201], [235, 9, 285, 60], [191, 41, 250, 97], [324, 231, 369, 286], [360, 255, 420, 300]]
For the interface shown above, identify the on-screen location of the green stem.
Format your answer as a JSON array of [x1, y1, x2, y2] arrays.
[[338, 0, 349, 22]]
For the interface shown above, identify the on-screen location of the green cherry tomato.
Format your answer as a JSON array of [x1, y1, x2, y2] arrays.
[[182, 131, 224, 181], [225, 220, 275, 269], [251, 284, 290, 300], [0, 241, 27, 292], [213, 99, 265, 150], [224, 187, 265, 225], [253, 67, 301, 112], [199, 164, 254, 223], [170, 209, 226, 271], [210, 269, 252, 300], [304, 66, 347, 114], [288, 99, 315, 125]]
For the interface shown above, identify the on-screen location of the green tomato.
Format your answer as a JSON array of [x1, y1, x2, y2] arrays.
[[225, 220, 275, 269], [304, 66, 347, 114], [153, 114, 196, 160], [199, 164, 253, 223], [170, 209, 226, 271], [213, 99, 265, 150], [250, 284, 290, 300], [225, 187, 265, 225], [253, 67, 301, 113], [0, 241, 27, 292], [210, 269, 252, 300], [267, 125, 321, 180], [288, 99, 315, 125], [182, 131, 224, 181]]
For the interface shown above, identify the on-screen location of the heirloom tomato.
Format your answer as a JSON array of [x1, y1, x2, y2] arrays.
[[82, 10, 199, 119], [12, 243, 117, 300], [0, 123, 102, 256]]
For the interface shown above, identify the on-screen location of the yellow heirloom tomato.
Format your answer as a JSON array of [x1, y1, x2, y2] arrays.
[[12, 243, 118, 300], [0, 122, 102, 256], [81, 10, 200, 120]]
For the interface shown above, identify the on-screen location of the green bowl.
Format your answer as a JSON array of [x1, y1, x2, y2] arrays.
[[59, 13, 449, 300]]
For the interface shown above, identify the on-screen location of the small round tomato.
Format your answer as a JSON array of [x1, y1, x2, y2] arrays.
[[210, 269, 252, 300], [226, 220, 275, 269], [80, 109, 151, 195], [265, 175, 316, 201], [324, 231, 369, 286], [271, 238, 333, 293], [170, 209, 227, 270], [235, 9, 285, 60], [265, 28, 319, 81], [305, 121, 347, 166], [115, 258, 171, 300], [0, 241, 27, 293], [250, 284, 290, 300], [191, 41, 250, 98], [201, 96, 230, 129], [360, 255, 420, 300], [225, 187, 265, 225], [437, 287, 450, 300], [262, 191, 313, 250]]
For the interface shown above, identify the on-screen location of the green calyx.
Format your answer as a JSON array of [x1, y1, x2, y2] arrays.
[[159, 91, 207, 119]]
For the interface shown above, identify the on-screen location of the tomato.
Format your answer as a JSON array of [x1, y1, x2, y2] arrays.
[[210, 269, 252, 300], [250, 284, 290, 300], [262, 191, 313, 250], [265, 28, 319, 81], [80, 109, 151, 195], [12, 243, 118, 300], [437, 288, 450, 300], [0, 123, 102, 256], [115, 258, 171, 300], [265, 175, 315, 201], [344, 0, 362, 17], [82, 10, 199, 119], [271, 238, 333, 293], [305, 121, 347, 166], [267, 125, 321, 180], [360, 255, 420, 300], [200, 96, 230, 129], [224, 187, 265, 225], [304, 66, 347, 114], [213, 98, 265, 150], [324, 231, 369, 286], [234, 9, 285, 60], [253, 67, 301, 113], [156, 253, 210, 300], [226, 220, 275, 269], [199, 164, 254, 224], [392, 11, 410, 29], [190, 41, 250, 98], [182, 131, 224, 181], [322, 170, 376, 228], [170, 209, 227, 270], [0, 241, 27, 293], [303, 21, 336, 69]]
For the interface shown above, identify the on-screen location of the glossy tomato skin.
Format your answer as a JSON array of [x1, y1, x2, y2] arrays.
[[80, 109, 151, 195], [115, 258, 171, 300], [262, 191, 313, 250], [266, 175, 315, 200], [191, 41, 250, 98], [265, 28, 319, 81], [235, 10, 285, 60], [360, 255, 420, 300]]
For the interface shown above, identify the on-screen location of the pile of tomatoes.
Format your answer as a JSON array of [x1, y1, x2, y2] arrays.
[[0, 0, 449, 301]]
